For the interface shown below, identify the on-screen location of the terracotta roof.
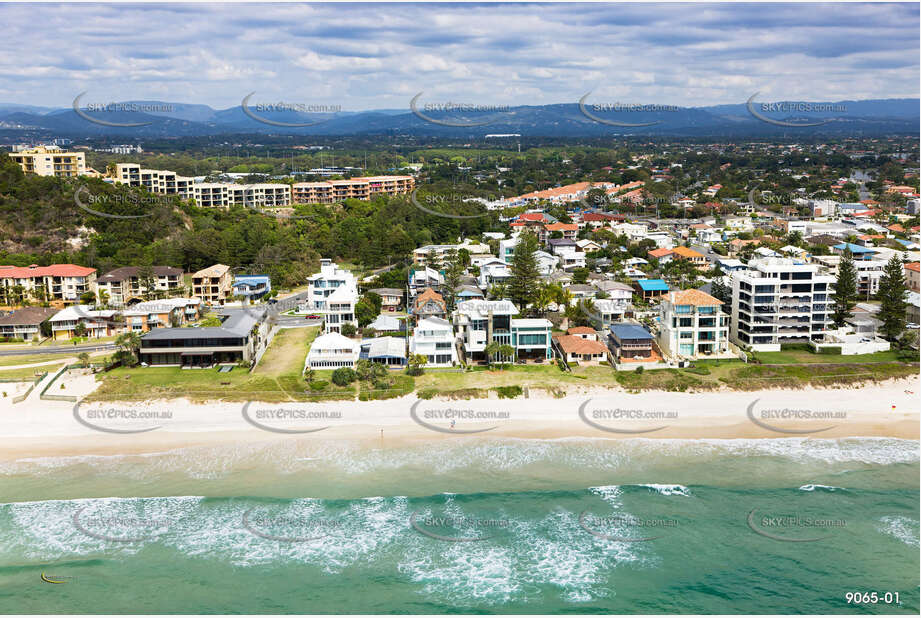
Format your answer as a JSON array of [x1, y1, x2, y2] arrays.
[[0, 264, 96, 278], [544, 222, 578, 231], [567, 326, 597, 335], [553, 334, 608, 356], [691, 223, 711, 230], [664, 289, 723, 307], [888, 224, 905, 233], [414, 287, 446, 311], [648, 248, 673, 259], [905, 262, 920, 273], [671, 246, 705, 259], [517, 212, 548, 222], [515, 182, 593, 201]]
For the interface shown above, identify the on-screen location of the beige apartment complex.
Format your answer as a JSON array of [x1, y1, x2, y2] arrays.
[[10, 146, 86, 177], [0, 264, 97, 303], [292, 175, 414, 204], [192, 264, 233, 304]]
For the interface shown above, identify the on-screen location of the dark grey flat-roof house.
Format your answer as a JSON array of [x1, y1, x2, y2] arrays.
[[139, 308, 268, 367]]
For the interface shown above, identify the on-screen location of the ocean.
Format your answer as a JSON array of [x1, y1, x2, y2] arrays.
[[1, 437, 918, 614]]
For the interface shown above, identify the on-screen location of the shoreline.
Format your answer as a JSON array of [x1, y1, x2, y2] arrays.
[[2, 377, 918, 461]]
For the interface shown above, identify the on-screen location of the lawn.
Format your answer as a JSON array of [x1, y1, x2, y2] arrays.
[[753, 346, 906, 365], [88, 326, 355, 402], [0, 365, 61, 381], [0, 353, 71, 367]]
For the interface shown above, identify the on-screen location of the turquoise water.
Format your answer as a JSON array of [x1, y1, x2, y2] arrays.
[[1, 437, 918, 614]]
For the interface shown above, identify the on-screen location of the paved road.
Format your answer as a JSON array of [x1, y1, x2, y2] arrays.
[[0, 342, 115, 357]]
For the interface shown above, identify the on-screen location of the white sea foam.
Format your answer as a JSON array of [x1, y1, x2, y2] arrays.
[[798, 484, 845, 492], [877, 515, 920, 548], [635, 484, 691, 496]]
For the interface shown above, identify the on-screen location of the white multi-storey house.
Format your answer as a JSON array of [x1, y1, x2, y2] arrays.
[[307, 259, 358, 334], [409, 317, 458, 367], [658, 289, 730, 359], [730, 258, 835, 351], [453, 299, 553, 362]]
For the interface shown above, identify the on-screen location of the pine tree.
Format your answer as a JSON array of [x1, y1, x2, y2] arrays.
[[876, 255, 908, 341], [832, 249, 857, 327], [507, 232, 540, 310]]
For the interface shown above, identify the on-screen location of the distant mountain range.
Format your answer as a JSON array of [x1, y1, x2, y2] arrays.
[[0, 98, 917, 138]]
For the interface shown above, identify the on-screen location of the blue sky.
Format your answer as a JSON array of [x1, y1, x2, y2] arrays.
[[0, 2, 917, 110]]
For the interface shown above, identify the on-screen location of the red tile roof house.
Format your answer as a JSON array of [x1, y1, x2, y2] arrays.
[[647, 247, 674, 264], [541, 222, 578, 244], [0, 264, 97, 304], [553, 332, 609, 365]]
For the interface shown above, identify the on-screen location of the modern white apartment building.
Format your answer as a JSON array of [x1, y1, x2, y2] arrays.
[[587, 298, 630, 331], [0, 264, 96, 303], [409, 317, 458, 366], [730, 258, 835, 351], [191, 183, 292, 209], [307, 259, 358, 334], [9, 146, 86, 177], [812, 255, 887, 299], [658, 289, 730, 359], [114, 164, 194, 198]]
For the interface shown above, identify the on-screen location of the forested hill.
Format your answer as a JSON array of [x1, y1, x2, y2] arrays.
[[0, 153, 496, 288]]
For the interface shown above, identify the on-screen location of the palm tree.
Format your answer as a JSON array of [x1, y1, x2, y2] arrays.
[[484, 341, 502, 368]]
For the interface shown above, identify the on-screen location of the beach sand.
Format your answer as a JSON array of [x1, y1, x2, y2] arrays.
[[1, 376, 917, 461]]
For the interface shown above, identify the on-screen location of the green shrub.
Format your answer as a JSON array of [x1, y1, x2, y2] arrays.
[[494, 385, 523, 399], [817, 346, 842, 355], [331, 367, 357, 386], [634, 366, 644, 374], [308, 380, 328, 391]]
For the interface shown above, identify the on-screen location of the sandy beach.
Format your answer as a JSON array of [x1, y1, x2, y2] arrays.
[[1, 376, 917, 461]]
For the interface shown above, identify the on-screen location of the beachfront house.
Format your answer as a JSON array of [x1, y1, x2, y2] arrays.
[[306, 331, 360, 369], [307, 259, 358, 334], [409, 317, 458, 367], [657, 289, 730, 359], [608, 323, 655, 361], [138, 308, 270, 368], [452, 299, 553, 363]]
